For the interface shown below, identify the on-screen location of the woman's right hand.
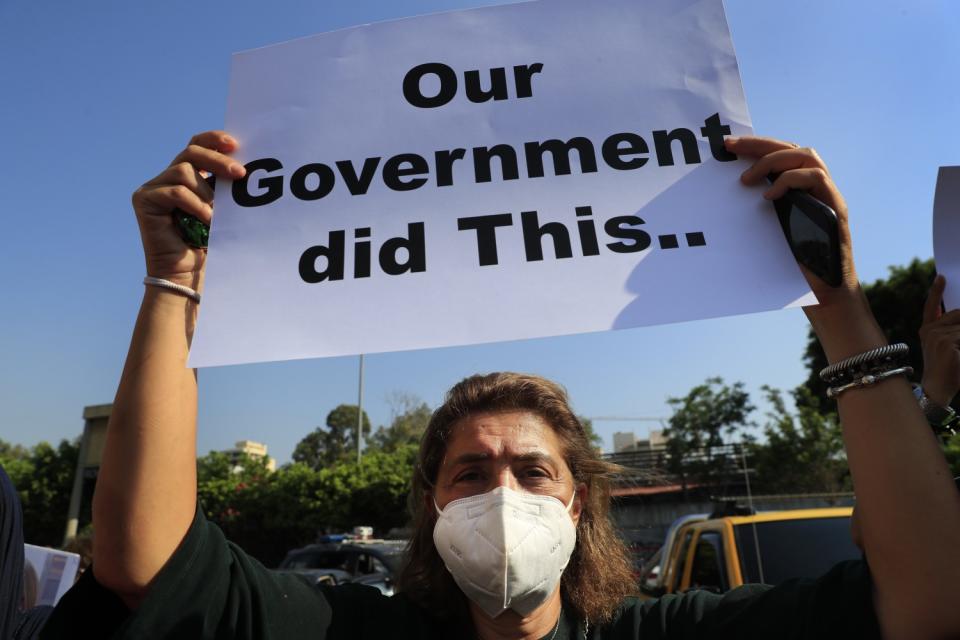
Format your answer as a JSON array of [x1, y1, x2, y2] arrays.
[[131, 130, 246, 287]]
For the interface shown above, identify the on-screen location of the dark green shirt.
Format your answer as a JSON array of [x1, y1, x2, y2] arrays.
[[41, 510, 880, 639]]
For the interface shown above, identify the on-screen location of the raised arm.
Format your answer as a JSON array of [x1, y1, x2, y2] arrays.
[[919, 274, 960, 411], [730, 136, 960, 640], [92, 132, 246, 608]]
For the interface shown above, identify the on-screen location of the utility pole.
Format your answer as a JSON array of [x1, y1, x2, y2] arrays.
[[357, 354, 365, 464]]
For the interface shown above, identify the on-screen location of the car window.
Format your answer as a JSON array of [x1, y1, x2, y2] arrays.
[[670, 529, 695, 591], [639, 547, 662, 586], [687, 531, 727, 593], [371, 556, 390, 574], [372, 547, 405, 573], [356, 553, 387, 575], [735, 516, 858, 585], [284, 550, 353, 572]]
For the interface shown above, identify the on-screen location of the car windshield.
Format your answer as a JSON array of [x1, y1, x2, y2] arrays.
[[734, 516, 859, 585], [283, 550, 352, 572], [369, 548, 405, 572], [283, 546, 406, 573]]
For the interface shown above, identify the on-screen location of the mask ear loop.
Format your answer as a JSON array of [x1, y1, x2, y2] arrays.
[[565, 488, 577, 513]]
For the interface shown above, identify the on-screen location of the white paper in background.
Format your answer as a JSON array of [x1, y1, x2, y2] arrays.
[[189, 0, 812, 368], [23, 544, 80, 607], [934, 166, 960, 310]]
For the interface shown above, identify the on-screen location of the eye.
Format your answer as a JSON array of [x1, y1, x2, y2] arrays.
[[454, 469, 483, 483], [522, 466, 550, 479]]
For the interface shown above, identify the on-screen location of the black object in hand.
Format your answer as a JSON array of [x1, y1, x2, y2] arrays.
[[173, 175, 214, 249], [768, 173, 843, 287]]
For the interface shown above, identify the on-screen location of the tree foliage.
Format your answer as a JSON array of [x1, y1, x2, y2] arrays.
[[797, 257, 960, 477], [197, 444, 417, 567], [0, 438, 79, 546], [577, 416, 604, 449], [943, 433, 960, 478], [664, 377, 754, 489], [748, 386, 850, 494], [662, 378, 854, 494], [196, 450, 272, 522], [292, 404, 372, 469], [368, 393, 432, 453]]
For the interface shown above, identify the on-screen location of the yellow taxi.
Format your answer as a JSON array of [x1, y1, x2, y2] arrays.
[[644, 507, 858, 597]]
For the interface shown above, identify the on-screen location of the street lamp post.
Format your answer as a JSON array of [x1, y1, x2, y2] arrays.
[[357, 354, 365, 464]]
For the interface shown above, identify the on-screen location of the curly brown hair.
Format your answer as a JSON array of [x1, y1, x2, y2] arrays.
[[397, 372, 637, 626]]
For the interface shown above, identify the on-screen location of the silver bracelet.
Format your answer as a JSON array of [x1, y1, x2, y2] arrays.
[[143, 276, 201, 303], [819, 343, 909, 385], [826, 366, 913, 399]]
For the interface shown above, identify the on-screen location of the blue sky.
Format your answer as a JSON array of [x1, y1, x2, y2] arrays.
[[1, 0, 957, 463]]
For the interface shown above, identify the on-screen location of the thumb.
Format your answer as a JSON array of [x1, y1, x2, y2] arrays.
[[923, 274, 946, 325]]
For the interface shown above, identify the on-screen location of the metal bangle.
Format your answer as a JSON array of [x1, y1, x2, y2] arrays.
[[820, 343, 909, 385], [826, 366, 914, 399]]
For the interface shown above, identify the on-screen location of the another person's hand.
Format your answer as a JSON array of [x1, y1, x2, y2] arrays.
[[920, 274, 960, 407], [131, 131, 245, 288]]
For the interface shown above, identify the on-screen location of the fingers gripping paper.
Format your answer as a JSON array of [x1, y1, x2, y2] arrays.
[[188, 0, 811, 367]]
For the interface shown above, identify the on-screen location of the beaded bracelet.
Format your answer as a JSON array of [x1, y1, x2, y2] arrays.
[[819, 343, 909, 386], [826, 366, 914, 399]]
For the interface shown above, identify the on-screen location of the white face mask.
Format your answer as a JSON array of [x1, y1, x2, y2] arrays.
[[432, 485, 577, 618]]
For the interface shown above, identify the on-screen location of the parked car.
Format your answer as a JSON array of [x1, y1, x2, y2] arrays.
[[637, 512, 708, 597], [642, 507, 858, 597], [276, 567, 353, 589], [278, 537, 408, 596], [637, 546, 662, 592]]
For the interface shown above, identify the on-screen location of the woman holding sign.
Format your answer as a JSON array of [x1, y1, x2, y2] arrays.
[[40, 132, 960, 640]]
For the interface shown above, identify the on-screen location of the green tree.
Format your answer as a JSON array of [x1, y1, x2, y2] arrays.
[[368, 394, 432, 452], [0, 438, 79, 546], [577, 416, 604, 449], [664, 377, 754, 489], [313, 444, 418, 533], [0, 439, 29, 461], [292, 404, 372, 469], [196, 450, 271, 524], [801, 258, 935, 407], [943, 433, 960, 477], [748, 386, 850, 494], [0, 438, 32, 491], [195, 444, 417, 566], [796, 258, 960, 478], [197, 449, 311, 565]]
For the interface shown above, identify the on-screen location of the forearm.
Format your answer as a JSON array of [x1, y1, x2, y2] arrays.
[[808, 292, 960, 638], [92, 286, 199, 604]]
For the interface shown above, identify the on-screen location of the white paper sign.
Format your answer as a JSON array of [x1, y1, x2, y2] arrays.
[[934, 166, 960, 310], [23, 544, 80, 607], [189, 0, 812, 367]]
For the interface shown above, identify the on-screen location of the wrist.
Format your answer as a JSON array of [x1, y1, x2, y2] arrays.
[[141, 286, 199, 344], [143, 277, 201, 304], [919, 379, 956, 408], [146, 271, 203, 291], [142, 284, 198, 308], [143, 254, 205, 293], [804, 288, 887, 363]]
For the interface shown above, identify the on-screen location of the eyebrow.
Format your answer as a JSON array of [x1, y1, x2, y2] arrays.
[[447, 450, 559, 468]]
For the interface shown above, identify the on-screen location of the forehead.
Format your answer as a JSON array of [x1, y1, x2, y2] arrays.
[[441, 410, 567, 467]]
